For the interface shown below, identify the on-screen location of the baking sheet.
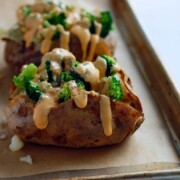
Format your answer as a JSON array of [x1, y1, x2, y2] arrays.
[[0, 0, 179, 178]]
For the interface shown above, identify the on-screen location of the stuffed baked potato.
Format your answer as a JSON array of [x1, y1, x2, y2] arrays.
[[6, 48, 144, 148], [2, 0, 115, 71]]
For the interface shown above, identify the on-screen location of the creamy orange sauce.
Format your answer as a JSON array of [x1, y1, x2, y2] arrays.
[[32, 1, 53, 13], [50, 61, 61, 75], [70, 25, 91, 60], [23, 13, 43, 47], [41, 26, 55, 54], [43, 48, 74, 62], [87, 35, 100, 61], [39, 48, 75, 71], [33, 95, 56, 129], [71, 87, 88, 108], [32, 2, 45, 13], [25, 13, 43, 29], [66, 12, 81, 26], [60, 31, 70, 50], [101, 78, 110, 96], [23, 28, 37, 48], [100, 95, 112, 136], [94, 56, 107, 78], [55, 25, 70, 50], [75, 62, 100, 89], [89, 90, 99, 97], [17, 2, 107, 61], [95, 21, 102, 35], [112, 63, 121, 72], [80, 17, 91, 29], [17, 7, 24, 24]]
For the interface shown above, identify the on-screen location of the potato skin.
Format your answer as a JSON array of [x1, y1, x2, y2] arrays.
[[3, 38, 42, 72], [3, 33, 115, 72], [6, 94, 143, 148]]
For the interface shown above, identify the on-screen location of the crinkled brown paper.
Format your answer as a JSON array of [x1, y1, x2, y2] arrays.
[[0, 0, 179, 178]]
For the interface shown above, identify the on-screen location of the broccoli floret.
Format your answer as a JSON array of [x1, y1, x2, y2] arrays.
[[70, 70, 91, 91], [45, 61, 53, 83], [51, 72, 73, 87], [109, 75, 123, 101], [75, 79, 85, 89], [86, 11, 113, 37], [73, 61, 81, 68], [43, 20, 51, 28], [86, 12, 96, 34], [100, 55, 116, 76], [44, 12, 67, 29], [61, 70, 85, 89], [60, 72, 73, 83], [59, 82, 71, 102], [13, 64, 37, 89], [100, 11, 113, 38], [22, 6, 31, 17], [70, 70, 82, 82], [25, 81, 43, 102]]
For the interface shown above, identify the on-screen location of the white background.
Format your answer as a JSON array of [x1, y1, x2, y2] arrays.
[[129, 0, 180, 92]]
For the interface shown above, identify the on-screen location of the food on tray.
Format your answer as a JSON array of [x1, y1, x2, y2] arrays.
[[6, 48, 144, 148], [20, 155, 33, 165], [2, 0, 115, 71], [9, 135, 24, 152]]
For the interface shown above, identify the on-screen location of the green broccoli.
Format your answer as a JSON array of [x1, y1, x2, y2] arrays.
[[70, 65, 91, 91], [43, 20, 51, 28], [100, 55, 116, 76], [13, 64, 37, 89], [51, 72, 72, 87], [60, 72, 73, 83], [73, 61, 81, 68], [86, 12, 96, 34], [59, 82, 71, 102], [100, 11, 113, 38], [109, 75, 123, 101], [22, 6, 31, 17], [25, 81, 43, 102], [44, 12, 67, 29], [61, 70, 85, 89], [86, 11, 113, 38], [75, 79, 85, 89], [45, 61, 53, 83]]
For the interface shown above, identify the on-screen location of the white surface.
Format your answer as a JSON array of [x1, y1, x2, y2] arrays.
[[128, 0, 180, 92]]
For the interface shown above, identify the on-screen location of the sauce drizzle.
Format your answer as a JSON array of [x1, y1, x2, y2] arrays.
[[100, 95, 112, 136], [70, 25, 91, 60], [33, 95, 56, 129]]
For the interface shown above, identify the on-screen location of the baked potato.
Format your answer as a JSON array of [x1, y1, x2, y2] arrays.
[[6, 48, 144, 148], [2, 0, 115, 71]]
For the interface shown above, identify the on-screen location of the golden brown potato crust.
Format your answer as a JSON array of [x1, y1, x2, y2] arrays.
[[6, 94, 143, 148]]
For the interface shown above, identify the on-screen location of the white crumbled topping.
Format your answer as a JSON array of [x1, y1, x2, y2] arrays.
[[9, 135, 24, 152], [20, 155, 33, 165], [0, 134, 6, 140]]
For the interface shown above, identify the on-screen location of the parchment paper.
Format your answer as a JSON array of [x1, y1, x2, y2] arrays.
[[0, 0, 179, 178]]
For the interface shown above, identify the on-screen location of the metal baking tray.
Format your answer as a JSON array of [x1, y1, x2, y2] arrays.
[[112, 0, 180, 153], [0, 0, 179, 179]]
